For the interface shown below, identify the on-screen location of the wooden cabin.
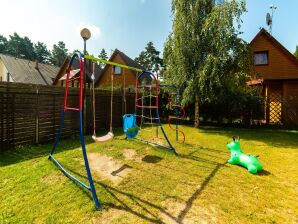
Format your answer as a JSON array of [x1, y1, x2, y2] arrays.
[[95, 49, 144, 88], [249, 28, 298, 126], [52, 57, 102, 88]]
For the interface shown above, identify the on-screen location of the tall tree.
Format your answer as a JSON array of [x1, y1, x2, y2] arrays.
[[135, 42, 163, 72], [22, 36, 36, 60], [163, 0, 249, 127], [98, 48, 108, 68], [0, 35, 8, 54], [7, 33, 36, 60], [50, 41, 68, 66], [34, 41, 50, 63], [294, 45, 298, 58]]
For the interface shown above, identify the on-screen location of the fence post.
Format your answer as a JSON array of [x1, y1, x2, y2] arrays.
[[6, 82, 11, 149], [35, 85, 39, 144], [53, 94, 56, 138], [12, 93, 15, 149], [265, 96, 270, 124]]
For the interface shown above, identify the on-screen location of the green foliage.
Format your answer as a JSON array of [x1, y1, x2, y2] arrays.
[[0, 33, 51, 64], [135, 41, 163, 73], [34, 41, 50, 63], [200, 85, 264, 124], [72, 49, 82, 55], [0, 32, 72, 66], [294, 45, 298, 58], [163, 0, 255, 126], [98, 48, 108, 68], [7, 33, 36, 60], [50, 41, 68, 66], [0, 35, 8, 54]]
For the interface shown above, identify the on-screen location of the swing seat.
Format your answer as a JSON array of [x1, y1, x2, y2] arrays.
[[92, 132, 114, 143], [123, 114, 138, 138]]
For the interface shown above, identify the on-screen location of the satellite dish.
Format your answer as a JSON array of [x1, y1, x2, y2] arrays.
[[266, 13, 272, 26]]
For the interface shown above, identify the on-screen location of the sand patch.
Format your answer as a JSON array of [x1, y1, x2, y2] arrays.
[[160, 198, 218, 224], [123, 149, 136, 160], [41, 173, 66, 185], [92, 208, 126, 224], [122, 148, 143, 162], [88, 153, 131, 184]]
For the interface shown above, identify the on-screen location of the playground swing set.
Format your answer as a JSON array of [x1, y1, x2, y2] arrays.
[[49, 52, 185, 209]]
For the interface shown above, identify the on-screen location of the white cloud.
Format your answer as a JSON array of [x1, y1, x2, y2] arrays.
[[76, 23, 101, 39]]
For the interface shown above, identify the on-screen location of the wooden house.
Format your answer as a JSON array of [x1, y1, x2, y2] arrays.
[[248, 28, 298, 126], [95, 49, 144, 88], [52, 57, 102, 88]]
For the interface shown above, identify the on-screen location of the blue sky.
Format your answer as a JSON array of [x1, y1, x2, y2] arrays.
[[0, 0, 297, 59]]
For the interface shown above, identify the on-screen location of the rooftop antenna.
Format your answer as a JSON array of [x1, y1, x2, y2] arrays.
[[267, 4, 277, 35]]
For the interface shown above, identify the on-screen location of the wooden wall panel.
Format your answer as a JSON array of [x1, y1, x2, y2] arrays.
[[251, 33, 298, 80], [0, 82, 135, 151]]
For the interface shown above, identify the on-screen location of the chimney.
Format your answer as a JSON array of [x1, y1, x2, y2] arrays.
[[35, 60, 39, 70]]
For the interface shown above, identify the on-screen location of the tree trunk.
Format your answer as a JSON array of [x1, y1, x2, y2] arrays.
[[194, 96, 200, 128]]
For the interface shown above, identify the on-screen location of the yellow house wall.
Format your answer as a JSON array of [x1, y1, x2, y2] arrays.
[[0, 60, 12, 82]]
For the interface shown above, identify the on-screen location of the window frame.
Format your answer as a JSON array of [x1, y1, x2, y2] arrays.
[[113, 66, 122, 75], [253, 51, 269, 66]]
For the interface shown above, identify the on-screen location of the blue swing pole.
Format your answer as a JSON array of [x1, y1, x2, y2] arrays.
[[49, 49, 100, 209]]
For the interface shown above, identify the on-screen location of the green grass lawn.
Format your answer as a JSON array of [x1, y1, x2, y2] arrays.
[[0, 126, 297, 223]]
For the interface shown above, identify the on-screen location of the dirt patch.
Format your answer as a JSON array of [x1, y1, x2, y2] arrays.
[[123, 149, 136, 160], [123, 148, 143, 162], [41, 173, 66, 185], [160, 198, 218, 224], [88, 153, 131, 184], [92, 208, 125, 224]]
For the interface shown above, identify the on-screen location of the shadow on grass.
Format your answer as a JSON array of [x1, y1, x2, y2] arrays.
[[257, 169, 271, 176], [0, 136, 94, 167], [177, 163, 225, 223], [59, 149, 225, 224], [180, 151, 223, 166], [199, 126, 298, 149], [111, 164, 132, 176], [142, 155, 163, 164]]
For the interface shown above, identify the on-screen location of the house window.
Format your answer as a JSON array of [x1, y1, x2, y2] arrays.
[[114, 66, 121, 75], [254, 51, 269, 65]]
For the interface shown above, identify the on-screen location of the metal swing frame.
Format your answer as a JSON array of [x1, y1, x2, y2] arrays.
[[49, 53, 179, 210], [159, 84, 186, 143], [49, 53, 100, 209], [134, 72, 178, 155], [85, 55, 177, 155]]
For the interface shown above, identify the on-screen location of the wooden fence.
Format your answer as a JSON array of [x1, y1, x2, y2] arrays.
[[0, 82, 135, 151]]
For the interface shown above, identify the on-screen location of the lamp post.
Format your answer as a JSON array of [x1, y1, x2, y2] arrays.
[[80, 28, 91, 133], [81, 28, 91, 54]]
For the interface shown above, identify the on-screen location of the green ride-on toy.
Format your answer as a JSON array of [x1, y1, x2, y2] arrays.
[[227, 136, 263, 174]]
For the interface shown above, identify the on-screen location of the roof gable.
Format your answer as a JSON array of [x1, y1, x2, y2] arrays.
[[250, 28, 298, 66], [250, 28, 298, 80], [95, 49, 144, 86], [52, 56, 103, 85]]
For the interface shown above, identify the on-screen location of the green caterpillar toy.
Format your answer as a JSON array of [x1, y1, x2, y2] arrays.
[[227, 136, 263, 174]]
